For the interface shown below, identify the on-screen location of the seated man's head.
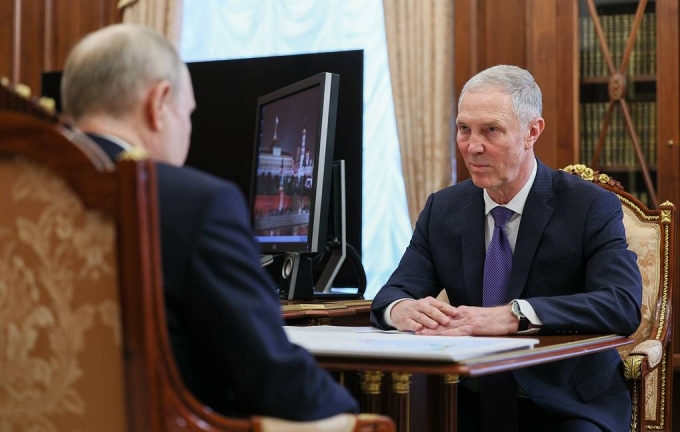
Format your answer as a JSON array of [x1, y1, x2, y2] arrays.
[[455, 65, 544, 204], [61, 23, 195, 166]]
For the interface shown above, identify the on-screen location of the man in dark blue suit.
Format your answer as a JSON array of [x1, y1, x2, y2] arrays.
[[370, 65, 642, 432], [60, 23, 357, 421]]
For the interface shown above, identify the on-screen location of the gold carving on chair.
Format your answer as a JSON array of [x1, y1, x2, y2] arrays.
[[38, 97, 56, 115], [624, 355, 644, 380], [0, 157, 125, 431], [14, 83, 31, 98], [561, 164, 623, 189]]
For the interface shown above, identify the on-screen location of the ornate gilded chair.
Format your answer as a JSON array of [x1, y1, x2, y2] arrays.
[[0, 83, 395, 431], [562, 164, 674, 432]]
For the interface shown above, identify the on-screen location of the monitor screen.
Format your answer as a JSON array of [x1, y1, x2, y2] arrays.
[[251, 72, 339, 254]]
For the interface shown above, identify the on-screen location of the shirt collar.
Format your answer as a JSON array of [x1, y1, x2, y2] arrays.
[[484, 158, 537, 216], [93, 132, 135, 152]]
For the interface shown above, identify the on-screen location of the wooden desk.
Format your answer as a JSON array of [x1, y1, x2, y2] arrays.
[[281, 299, 372, 326], [321, 334, 632, 432], [281, 303, 633, 432]]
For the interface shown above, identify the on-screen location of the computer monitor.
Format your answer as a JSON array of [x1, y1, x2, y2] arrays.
[[251, 72, 339, 253], [250, 72, 341, 299]]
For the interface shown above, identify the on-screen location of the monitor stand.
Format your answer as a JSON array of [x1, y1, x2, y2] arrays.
[[278, 160, 348, 301]]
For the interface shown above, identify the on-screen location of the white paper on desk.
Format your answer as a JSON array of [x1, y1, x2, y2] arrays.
[[284, 325, 539, 362]]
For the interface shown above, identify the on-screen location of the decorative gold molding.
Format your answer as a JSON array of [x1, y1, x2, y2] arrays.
[[623, 355, 643, 379], [561, 164, 623, 189], [38, 97, 56, 114], [307, 318, 332, 326], [391, 372, 411, 394], [630, 380, 640, 430], [658, 353, 667, 428], [661, 209, 672, 223], [442, 374, 459, 384], [655, 225, 670, 340], [359, 371, 384, 395], [14, 83, 31, 98]]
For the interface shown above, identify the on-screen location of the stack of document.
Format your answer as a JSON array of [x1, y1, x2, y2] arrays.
[[284, 325, 539, 362]]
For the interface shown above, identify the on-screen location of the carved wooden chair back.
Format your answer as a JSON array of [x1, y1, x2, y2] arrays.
[[562, 164, 675, 432], [0, 110, 159, 430]]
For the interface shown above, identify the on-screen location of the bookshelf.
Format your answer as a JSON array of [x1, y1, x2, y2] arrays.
[[578, 0, 659, 207]]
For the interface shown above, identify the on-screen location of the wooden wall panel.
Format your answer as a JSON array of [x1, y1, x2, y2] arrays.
[[454, 0, 530, 182], [51, 0, 121, 72], [0, 0, 120, 96], [479, 0, 526, 69], [18, 0, 48, 92], [453, 0, 578, 181], [526, 0, 579, 170], [526, 0, 559, 169]]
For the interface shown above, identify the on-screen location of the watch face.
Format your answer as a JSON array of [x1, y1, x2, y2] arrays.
[[511, 300, 522, 317]]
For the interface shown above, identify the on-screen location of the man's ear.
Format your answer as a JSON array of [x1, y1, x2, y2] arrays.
[[146, 80, 172, 131], [525, 117, 545, 150]]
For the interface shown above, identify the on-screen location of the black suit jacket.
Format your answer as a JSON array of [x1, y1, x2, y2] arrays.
[[371, 159, 642, 432], [90, 135, 357, 420]]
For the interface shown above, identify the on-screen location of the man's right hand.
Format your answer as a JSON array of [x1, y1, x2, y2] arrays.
[[390, 297, 458, 332]]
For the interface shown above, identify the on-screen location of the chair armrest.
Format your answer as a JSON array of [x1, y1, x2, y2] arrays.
[[254, 413, 395, 432], [623, 339, 663, 379]]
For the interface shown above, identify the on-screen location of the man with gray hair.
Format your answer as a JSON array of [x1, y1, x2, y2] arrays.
[[371, 65, 641, 431], [61, 23, 358, 421]]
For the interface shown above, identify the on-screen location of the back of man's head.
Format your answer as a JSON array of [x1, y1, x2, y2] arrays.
[[61, 24, 184, 123]]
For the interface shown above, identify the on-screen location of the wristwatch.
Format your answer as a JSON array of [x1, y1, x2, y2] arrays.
[[510, 300, 531, 332]]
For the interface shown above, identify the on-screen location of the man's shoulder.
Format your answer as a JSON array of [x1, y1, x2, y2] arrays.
[[155, 162, 242, 196], [434, 178, 478, 199]]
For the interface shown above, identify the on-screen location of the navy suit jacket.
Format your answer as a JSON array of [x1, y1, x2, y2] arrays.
[[371, 159, 642, 432], [90, 135, 357, 420]]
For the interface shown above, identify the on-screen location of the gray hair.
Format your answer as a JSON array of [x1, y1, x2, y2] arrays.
[[61, 24, 185, 121], [459, 65, 542, 128]]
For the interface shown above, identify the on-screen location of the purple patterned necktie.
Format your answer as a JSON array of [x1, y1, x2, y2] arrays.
[[481, 206, 518, 432], [483, 206, 514, 307]]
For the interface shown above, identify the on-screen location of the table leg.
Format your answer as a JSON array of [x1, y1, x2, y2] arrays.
[[389, 372, 411, 432], [359, 371, 384, 414], [442, 374, 459, 432]]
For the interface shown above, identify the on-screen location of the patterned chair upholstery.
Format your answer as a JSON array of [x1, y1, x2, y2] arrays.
[[0, 82, 395, 432], [562, 164, 675, 432], [0, 114, 129, 431]]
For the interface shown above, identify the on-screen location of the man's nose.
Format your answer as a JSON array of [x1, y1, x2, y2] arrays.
[[467, 133, 484, 153]]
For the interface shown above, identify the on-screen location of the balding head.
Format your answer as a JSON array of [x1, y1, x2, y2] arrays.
[[62, 24, 185, 122], [61, 24, 195, 166]]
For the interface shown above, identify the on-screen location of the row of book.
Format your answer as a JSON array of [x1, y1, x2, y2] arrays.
[[580, 12, 656, 78], [579, 101, 656, 169]]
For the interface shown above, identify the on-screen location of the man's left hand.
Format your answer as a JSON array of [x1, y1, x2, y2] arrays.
[[415, 304, 518, 336]]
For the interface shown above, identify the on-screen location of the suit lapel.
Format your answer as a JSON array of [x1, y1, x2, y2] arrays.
[[507, 161, 554, 300], [461, 188, 486, 306]]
